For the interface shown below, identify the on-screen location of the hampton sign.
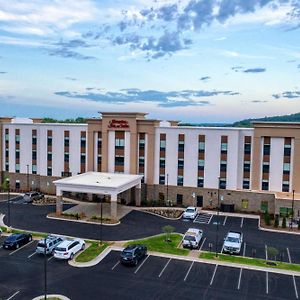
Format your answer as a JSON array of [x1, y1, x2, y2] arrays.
[[108, 119, 129, 129]]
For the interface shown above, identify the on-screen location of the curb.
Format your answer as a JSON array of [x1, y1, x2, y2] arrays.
[[138, 209, 183, 220], [46, 215, 120, 226]]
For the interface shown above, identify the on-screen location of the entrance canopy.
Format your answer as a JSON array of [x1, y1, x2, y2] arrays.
[[54, 172, 143, 197]]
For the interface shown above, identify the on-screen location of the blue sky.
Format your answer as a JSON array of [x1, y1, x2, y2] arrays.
[[0, 0, 300, 123]]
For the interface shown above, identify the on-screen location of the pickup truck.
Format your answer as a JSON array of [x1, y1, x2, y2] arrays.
[[182, 228, 203, 249], [222, 231, 243, 255]]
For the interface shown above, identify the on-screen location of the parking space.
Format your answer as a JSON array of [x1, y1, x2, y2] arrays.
[[211, 215, 226, 225], [243, 217, 259, 228], [239, 269, 267, 296], [269, 272, 297, 299], [289, 247, 300, 265], [225, 216, 243, 229]]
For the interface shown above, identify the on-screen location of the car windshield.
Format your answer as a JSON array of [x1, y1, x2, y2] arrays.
[[184, 236, 196, 241], [37, 242, 46, 248], [122, 250, 133, 257], [6, 235, 19, 242], [226, 237, 239, 243], [186, 209, 195, 213], [55, 247, 66, 252]]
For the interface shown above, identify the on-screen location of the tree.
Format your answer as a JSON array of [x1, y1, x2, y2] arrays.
[[1, 176, 9, 191], [162, 225, 174, 242], [274, 215, 279, 228], [282, 217, 287, 228], [267, 247, 279, 261], [264, 211, 271, 226]]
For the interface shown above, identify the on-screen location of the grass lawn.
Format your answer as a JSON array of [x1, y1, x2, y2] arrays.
[[200, 252, 300, 272], [126, 233, 189, 256], [75, 242, 109, 263]]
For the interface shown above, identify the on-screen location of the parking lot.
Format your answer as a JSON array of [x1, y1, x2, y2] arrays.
[[1, 237, 299, 300]]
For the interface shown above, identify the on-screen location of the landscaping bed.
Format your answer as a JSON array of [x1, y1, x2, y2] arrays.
[[126, 233, 188, 256], [33, 196, 57, 205], [143, 208, 183, 219], [75, 242, 109, 263], [200, 251, 300, 272]]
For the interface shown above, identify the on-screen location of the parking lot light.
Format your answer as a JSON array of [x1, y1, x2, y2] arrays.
[[6, 178, 11, 227], [44, 236, 47, 300], [215, 177, 220, 257]]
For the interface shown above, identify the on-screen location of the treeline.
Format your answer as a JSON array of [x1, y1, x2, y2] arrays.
[[42, 117, 87, 124]]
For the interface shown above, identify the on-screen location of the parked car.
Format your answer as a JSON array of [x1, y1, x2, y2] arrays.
[[36, 235, 64, 255], [182, 228, 203, 249], [23, 192, 44, 203], [182, 207, 198, 220], [222, 231, 243, 255], [53, 239, 85, 260], [3, 233, 32, 250], [120, 244, 147, 266]]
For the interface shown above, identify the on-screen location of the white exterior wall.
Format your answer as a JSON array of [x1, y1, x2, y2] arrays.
[[108, 131, 115, 173], [269, 138, 284, 191], [2, 122, 87, 177], [155, 126, 254, 189]]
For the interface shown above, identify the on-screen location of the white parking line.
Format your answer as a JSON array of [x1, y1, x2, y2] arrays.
[[237, 268, 243, 290], [265, 244, 268, 261], [48, 256, 54, 262], [243, 242, 246, 257], [158, 258, 171, 278], [287, 247, 292, 263], [223, 216, 227, 226], [28, 252, 36, 258], [6, 291, 20, 300], [199, 237, 206, 251], [240, 217, 244, 228], [111, 261, 120, 270], [134, 255, 150, 274], [9, 240, 34, 256], [266, 272, 269, 294], [293, 275, 299, 299], [221, 243, 225, 254], [210, 265, 218, 286], [184, 261, 194, 282], [208, 214, 213, 224]]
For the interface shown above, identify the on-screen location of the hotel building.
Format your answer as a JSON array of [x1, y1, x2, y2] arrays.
[[1, 112, 300, 216]]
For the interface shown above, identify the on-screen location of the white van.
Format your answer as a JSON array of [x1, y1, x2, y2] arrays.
[[182, 228, 203, 249]]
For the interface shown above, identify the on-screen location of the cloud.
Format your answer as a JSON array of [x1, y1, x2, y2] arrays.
[[199, 76, 211, 81], [273, 91, 300, 99], [243, 68, 266, 73], [65, 77, 77, 81], [251, 100, 268, 103], [0, 71, 7, 74], [55, 39, 91, 48], [48, 48, 95, 60], [54, 88, 240, 108]]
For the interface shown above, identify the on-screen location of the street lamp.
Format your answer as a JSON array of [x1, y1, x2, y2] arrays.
[[291, 190, 295, 228], [26, 164, 29, 191], [44, 236, 47, 300], [100, 195, 104, 245], [6, 178, 10, 227], [166, 173, 169, 206], [215, 177, 220, 257]]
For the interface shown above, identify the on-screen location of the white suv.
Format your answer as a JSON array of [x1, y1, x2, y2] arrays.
[[182, 207, 198, 220], [182, 228, 203, 249], [54, 239, 85, 260]]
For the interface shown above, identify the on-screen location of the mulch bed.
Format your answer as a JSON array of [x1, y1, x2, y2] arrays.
[[144, 208, 183, 219]]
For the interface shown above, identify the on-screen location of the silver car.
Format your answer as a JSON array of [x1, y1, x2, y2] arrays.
[[36, 235, 64, 255]]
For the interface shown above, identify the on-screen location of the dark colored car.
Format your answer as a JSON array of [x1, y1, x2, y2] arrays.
[[3, 233, 32, 250], [120, 244, 147, 266]]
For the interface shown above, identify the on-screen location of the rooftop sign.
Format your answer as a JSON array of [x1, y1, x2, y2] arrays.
[[108, 119, 129, 129]]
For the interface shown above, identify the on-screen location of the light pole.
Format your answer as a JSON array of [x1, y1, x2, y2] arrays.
[[26, 164, 30, 191], [215, 177, 220, 257], [291, 190, 295, 228], [192, 192, 196, 207], [44, 236, 47, 300], [100, 195, 103, 245], [166, 173, 169, 206], [6, 178, 10, 227]]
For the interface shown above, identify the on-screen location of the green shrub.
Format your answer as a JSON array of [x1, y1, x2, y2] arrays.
[[264, 211, 271, 226], [274, 215, 279, 228], [282, 217, 287, 228]]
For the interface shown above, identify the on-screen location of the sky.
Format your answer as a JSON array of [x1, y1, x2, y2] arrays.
[[0, 0, 300, 123]]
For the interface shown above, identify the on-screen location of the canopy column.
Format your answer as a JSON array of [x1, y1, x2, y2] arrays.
[[111, 193, 118, 220], [135, 183, 141, 206]]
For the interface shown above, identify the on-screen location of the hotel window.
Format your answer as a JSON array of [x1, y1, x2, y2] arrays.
[[220, 161, 227, 172], [32, 164, 37, 174], [5, 128, 9, 171], [139, 138, 145, 149], [5, 129, 9, 142], [159, 175, 165, 184], [178, 158, 184, 169], [115, 155, 124, 166], [243, 161, 251, 172], [261, 180, 269, 191], [47, 167, 52, 176], [15, 180, 20, 190], [244, 142, 251, 155], [243, 179, 250, 189], [32, 150, 37, 160], [262, 162, 269, 173], [47, 152, 52, 161], [15, 134, 20, 145], [282, 181, 290, 192], [64, 153, 69, 162], [177, 175, 184, 186], [139, 156, 145, 166], [241, 199, 249, 209], [176, 194, 183, 206], [5, 163, 9, 172], [15, 164, 20, 173], [159, 157, 165, 168], [80, 131, 86, 173], [197, 176, 204, 188], [263, 144, 270, 155], [219, 178, 226, 189], [97, 132, 102, 172], [80, 153, 86, 164], [160, 139, 166, 150], [32, 135, 37, 145], [15, 149, 20, 160], [97, 155, 102, 165], [178, 140, 184, 152], [284, 143, 291, 156], [80, 136, 86, 148], [115, 138, 125, 148], [198, 141, 205, 152], [283, 163, 290, 174], [64, 136, 69, 147], [198, 159, 205, 170], [5, 150, 9, 158], [221, 142, 228, 154], [47, 136, 52, 147]]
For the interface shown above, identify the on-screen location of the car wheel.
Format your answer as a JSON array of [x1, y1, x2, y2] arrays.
[[134, 259, 138, 266], [15, 243, 19, 249], [81, 244, 85, 250], [70, 253, 74, 260], [28, 236, 32, 242]]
